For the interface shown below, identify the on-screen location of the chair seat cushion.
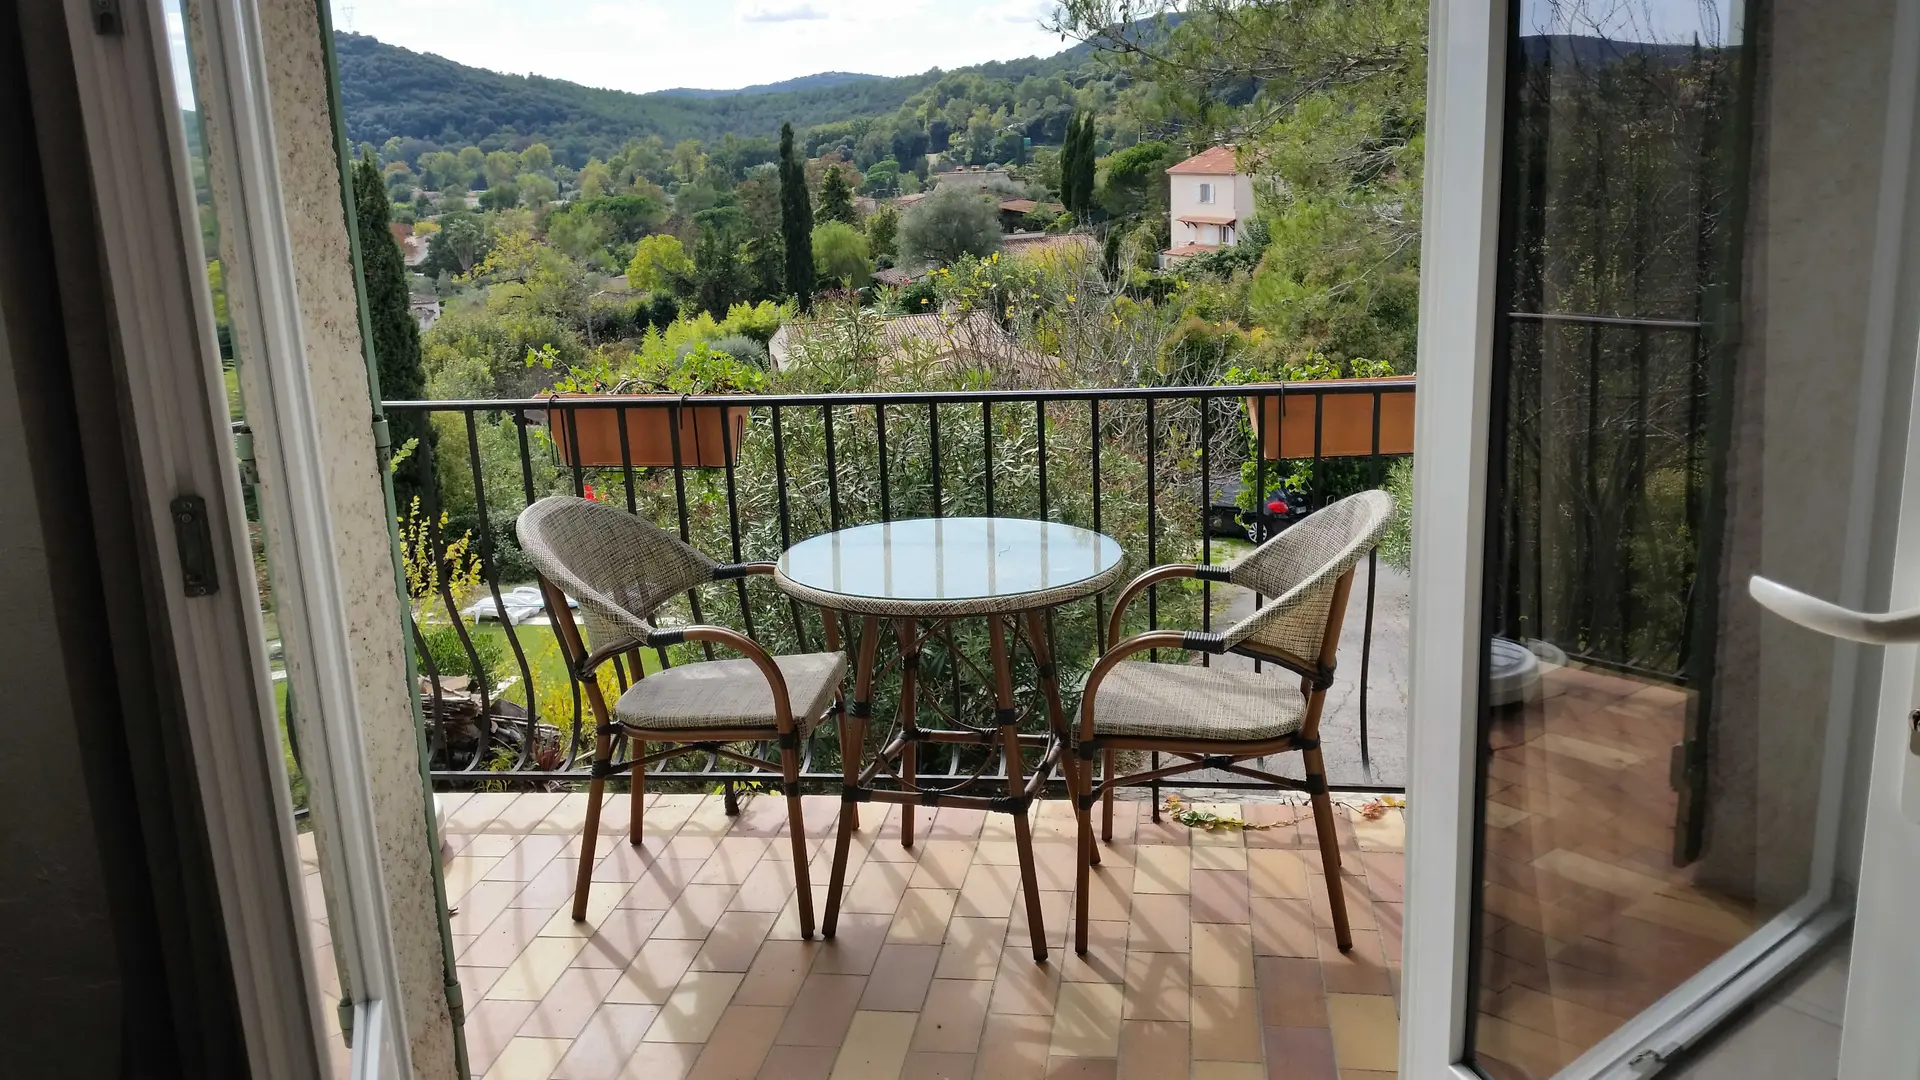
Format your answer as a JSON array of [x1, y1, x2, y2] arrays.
[[1087, 661, 1307, 743], [614, 651, 846, 733]]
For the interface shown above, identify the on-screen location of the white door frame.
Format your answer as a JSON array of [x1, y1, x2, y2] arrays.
[[174, 0, 417, 1074], [51, 0, 332, 1074], [1402, 0, 1918, 1076]]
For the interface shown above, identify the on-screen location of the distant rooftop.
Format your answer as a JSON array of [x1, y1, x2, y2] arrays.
[[1167, 145, 1240, 175]]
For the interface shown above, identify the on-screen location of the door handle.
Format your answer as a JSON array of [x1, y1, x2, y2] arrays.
[[1749, 575, 1920, 644]]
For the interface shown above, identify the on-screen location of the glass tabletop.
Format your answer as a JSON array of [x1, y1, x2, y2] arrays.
[[776, 517, 1125, 611]]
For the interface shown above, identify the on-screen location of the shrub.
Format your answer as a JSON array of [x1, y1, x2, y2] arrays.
[[898, 185, 1003, 266], [700, 333, 771, 369], [895, 278, 940, 313], [419, 622, 507, 686]]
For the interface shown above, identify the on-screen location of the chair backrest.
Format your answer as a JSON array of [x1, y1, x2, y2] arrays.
[[515, 496, 716, 654], [1218, 489, 1396, 665]]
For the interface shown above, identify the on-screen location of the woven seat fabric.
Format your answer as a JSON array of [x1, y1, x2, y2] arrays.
[[614, 651, 847, 732], [1085, 661, 1307, 742], [517, 496, 716, 651], [774, 556, 1128, 618], [1216, 490, 1395, 659]]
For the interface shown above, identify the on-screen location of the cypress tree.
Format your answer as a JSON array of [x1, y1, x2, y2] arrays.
[[818, 164, 855, 224], [1060, 113, 1081, 213], [351, 150, 436, 512], [778, 123, 815, 310], [1072, 113, 1097, 213]]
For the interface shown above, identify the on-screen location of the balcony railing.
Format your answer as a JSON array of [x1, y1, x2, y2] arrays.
[[371, 379, 1413, 799]]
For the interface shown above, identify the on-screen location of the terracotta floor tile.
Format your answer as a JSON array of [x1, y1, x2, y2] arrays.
[[768, 884, 834, 941], [1255, 956, 1328, 1028], [1191, 869, 1252, 924], [1061, 921, 1128, 986], [691, 910, 780, 972], [1191, 1064, 1264, 1080], [912, 979, 994, 1053], [464, 998, 537, 1075], [467, 907, 559, 968], [605, 938, 705, 1005], [845, 855, 916, 914], [973, 1012, 1054, 1080], [1348, 808, 1403, 852], [775, 972, 867, 1046], [1031, 844, 1082, 892], [901, 1051, 975, 1079], [735, 939, 821, 1006], [1007, 889, 1071, 952], [544, 882, 632, 938], [572, 908, 668, 970], [1044, 1057, 1118, 1079], [1190, 985, 1262, 1062], [642, 970, 746, 1044], [1192, 923, 1256, 987], [450, 881, 523, 938], [928, 807, 988, 840], [459, 965, 506, 1007], [974, 840, 1023, 864], [829, 1010, 917, 1079], [692, 838, 771, 886], [685, 1004, 785, 1080], [530, 792, 594, 835], [448, 792, 518, 832], [1048, 982, 1124, 1058], [444, 857, 505, 905], [990, 945, 1063, 1015], [494, 793, 568, 833], [1263, 1024, 1339, 1080], [814, 912, 892, 975], [1249, 850, 1311, 900], [892, 888, 961, 945], [486, 834, 571, 882], [519, 965, 625, 1039], [617, 1040, 702, 1080], [1308, 873, 1376, 932], [1121, 951, 1191, 1022], [1251, 898, 1318, 958], [758, 1046, 838, 1080], [729, 857, 799, 913], [861, 943, 943, 1011], [1191, 842, 1250, 872], [1132, 846, 1191, 895], [956, 861, 1024, 919], [909, 841, 978, 890], [1324, 995, 1398, 1072], [490, 936, 592, 1000], [936, 917, 1010, 980], [1084, 867, 1134, 923], [1115, 1020, 1187, 1080], [1317, 929, 1392, 996], [514, 859, 583, 910], [1336, 1071, 1396, 1080], [1374, 903, 1402, 963], [552, 1003, 661, 1080], [617, 859, 708, 904], [1127, 894, 1190, 954], [653, 884, 741, 940], [483, 1036, 573, 1080]]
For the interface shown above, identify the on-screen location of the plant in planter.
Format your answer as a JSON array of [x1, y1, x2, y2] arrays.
[[528, 335, 764, 468]]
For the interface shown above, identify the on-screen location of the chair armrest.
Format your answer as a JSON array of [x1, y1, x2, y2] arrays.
[[647, 624, 798, 732], [1105, 564, 1231, 646], [1076, 629, 1214, 745], [712, 562, 777, 579]]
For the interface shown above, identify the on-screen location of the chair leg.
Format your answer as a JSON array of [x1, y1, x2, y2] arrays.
[[1069, 755, 1094, 956], [1100, 748, 1116, 842], [628, 748, 646, 848], [573, 732, 613, 922], [822, 793, 855, 940], [781, 744, 815, 940], [1305, 749, 1352, 951]]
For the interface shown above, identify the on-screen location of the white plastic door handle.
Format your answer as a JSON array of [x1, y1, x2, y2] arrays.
[[1749, 575, 1920, 644]]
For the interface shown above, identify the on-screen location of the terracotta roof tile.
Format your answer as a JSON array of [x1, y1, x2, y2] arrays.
[[1167, 145, 1240, 175]]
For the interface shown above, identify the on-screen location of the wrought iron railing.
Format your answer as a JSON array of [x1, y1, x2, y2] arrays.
[[382, 379, 1414, 797]]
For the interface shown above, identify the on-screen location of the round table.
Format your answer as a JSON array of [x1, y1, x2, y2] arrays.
[[777, 517, 1126, 962]]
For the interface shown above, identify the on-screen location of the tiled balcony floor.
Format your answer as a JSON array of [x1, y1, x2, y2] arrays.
[[310, 789, 1407, 1079]]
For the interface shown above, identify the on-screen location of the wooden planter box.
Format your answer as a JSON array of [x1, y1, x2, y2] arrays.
[[1244, 376, 1416, 460], [541, 395, 751, 468]]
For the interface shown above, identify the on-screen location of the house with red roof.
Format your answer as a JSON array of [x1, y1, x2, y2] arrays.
[[1164, 145, 1254, 261]]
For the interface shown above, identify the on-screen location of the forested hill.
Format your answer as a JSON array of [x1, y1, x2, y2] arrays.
[[655, 72, 882, 99], [333, 32, 1099, 166]]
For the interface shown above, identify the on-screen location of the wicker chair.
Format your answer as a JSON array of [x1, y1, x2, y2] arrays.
[[516, 496, 847, 935], [1067, 489, 1395, 955]]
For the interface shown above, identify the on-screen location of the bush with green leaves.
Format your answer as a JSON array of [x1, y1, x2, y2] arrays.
[[898, 185, 1003, 267]]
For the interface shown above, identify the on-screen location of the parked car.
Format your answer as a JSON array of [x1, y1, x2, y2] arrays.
[[1206, 475, 1310, 542]]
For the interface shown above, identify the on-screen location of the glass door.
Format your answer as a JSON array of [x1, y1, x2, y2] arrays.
[[1406, 0, 1919, 1074]]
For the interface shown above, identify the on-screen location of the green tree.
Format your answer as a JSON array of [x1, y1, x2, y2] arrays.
[[779, 123, 815, 309], [626, 233, 694, 292], [351, 151, 435, 509], [898, 185, 1003, 266], [519, 142, 554, 176], [483, 149, 520, 187], [817, 164, 856, 224], [1067, 111, 1097, 212], [516, 173, 559, 208], [865, 204, 900, 259], [1060, 112, 1083, 211], [577, 157, 612, 198], [811, 220, 871, 287], [478, 182, 520, 211]]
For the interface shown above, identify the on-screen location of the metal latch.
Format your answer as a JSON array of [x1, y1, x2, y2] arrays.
[[1910, 710, 1919, 757], [91, 0, 121, 34], [170, 495, 219, 597]]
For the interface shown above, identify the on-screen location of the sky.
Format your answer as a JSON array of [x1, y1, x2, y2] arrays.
[[328, 0, 1074, 95]]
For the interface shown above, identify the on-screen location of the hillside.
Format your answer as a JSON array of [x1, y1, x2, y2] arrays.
[[334, 32, 1102, 166], [656, 72, 883, 99]]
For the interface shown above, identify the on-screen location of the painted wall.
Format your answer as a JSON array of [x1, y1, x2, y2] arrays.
[[1168, 171, 1256, 248]]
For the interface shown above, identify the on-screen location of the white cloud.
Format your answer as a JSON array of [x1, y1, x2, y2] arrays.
[[743, 3, 828, 21]]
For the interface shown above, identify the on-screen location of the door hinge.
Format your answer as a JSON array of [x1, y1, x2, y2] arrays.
[[233, 426, 259, 487], [337, 996, 355, 1049], [169, 495, 219, 597], [91, 0, 121, 34], [1909, 709, 1919, 756]]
